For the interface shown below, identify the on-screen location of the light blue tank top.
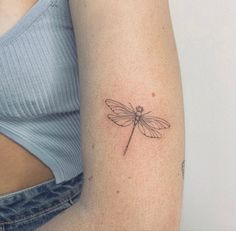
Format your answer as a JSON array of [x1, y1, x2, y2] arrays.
[[0, 0, 83, 184]]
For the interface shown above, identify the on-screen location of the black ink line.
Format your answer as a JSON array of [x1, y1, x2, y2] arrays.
[[181, 160, 185, 179], [123, 123, 136, 155]]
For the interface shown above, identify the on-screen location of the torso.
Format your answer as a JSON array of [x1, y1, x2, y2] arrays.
[[0, 0, 54, 196], [0, 134, 54, 195]]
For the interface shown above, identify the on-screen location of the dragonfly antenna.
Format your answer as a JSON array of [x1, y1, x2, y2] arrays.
[[129, 102, 135, 111], [143, 111, 151, 115]]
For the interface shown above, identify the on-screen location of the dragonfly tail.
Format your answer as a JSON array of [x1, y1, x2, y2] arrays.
[[123, 124, 136, 156]]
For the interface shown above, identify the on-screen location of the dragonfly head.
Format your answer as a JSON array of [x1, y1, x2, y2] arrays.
[[136, 106, 144, 113]]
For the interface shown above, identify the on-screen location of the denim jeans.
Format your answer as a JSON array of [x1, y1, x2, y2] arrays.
[[0, 172, 84, 231]]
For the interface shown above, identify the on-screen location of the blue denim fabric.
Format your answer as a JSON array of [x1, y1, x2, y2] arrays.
[[0, 172, 84, 231]]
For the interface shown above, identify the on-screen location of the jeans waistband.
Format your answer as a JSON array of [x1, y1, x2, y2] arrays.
[[0, 172, 84, 224], [0, 172, 84, 201]]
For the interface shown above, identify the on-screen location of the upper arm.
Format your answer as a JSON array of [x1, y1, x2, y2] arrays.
[[68, 1, 184, 230]]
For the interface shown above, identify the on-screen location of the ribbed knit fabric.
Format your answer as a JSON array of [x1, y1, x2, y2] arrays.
[[0, 0, 83, 184]]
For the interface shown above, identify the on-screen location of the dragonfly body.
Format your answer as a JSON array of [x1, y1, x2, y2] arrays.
[[105, 99, 170, 155], [134, 106, 144, 125]]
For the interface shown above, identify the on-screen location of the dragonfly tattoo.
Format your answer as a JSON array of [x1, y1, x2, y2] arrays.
[[105, 99, 170, 155]]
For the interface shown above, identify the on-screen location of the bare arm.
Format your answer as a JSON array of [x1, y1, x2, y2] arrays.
[[40, 0, 185, 230]]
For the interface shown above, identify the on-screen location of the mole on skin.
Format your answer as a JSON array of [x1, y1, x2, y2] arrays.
[[91, 144, 95, 149], [152, 92, 155, 97]]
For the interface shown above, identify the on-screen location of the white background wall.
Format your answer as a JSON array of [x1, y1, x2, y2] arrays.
[[169, 0, 236, 230]]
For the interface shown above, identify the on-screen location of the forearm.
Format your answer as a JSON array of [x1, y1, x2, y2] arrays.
[[70, 0, 184, 230]]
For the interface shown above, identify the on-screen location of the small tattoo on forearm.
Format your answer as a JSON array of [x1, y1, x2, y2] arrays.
[[105, 99, 170, 156], [181, 160, 185, 179]]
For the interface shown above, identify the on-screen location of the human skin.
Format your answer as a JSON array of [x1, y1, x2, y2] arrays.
[[0, 0, 36, 35], [39, 0, 185, 230]]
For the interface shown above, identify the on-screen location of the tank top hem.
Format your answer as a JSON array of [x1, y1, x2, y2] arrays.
[[0, 125, 65, 184]]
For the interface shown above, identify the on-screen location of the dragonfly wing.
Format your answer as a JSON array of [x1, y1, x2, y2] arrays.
[[141, 115, 170, 130], [138, 118, 162, 138], [105, 99, 134, 115], [107, 114, 135, 127]]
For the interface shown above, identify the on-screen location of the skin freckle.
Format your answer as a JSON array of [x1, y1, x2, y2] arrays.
[[91, 144, 95, 149], [116, 190, 120, 194], [88, 175, 93, 181], [152, 92, 155, 97], [128, 176, 132, 179]]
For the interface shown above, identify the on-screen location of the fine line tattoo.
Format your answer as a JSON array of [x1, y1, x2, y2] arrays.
[[181, 160, 185, 179], [105, 99, 170, 155]]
